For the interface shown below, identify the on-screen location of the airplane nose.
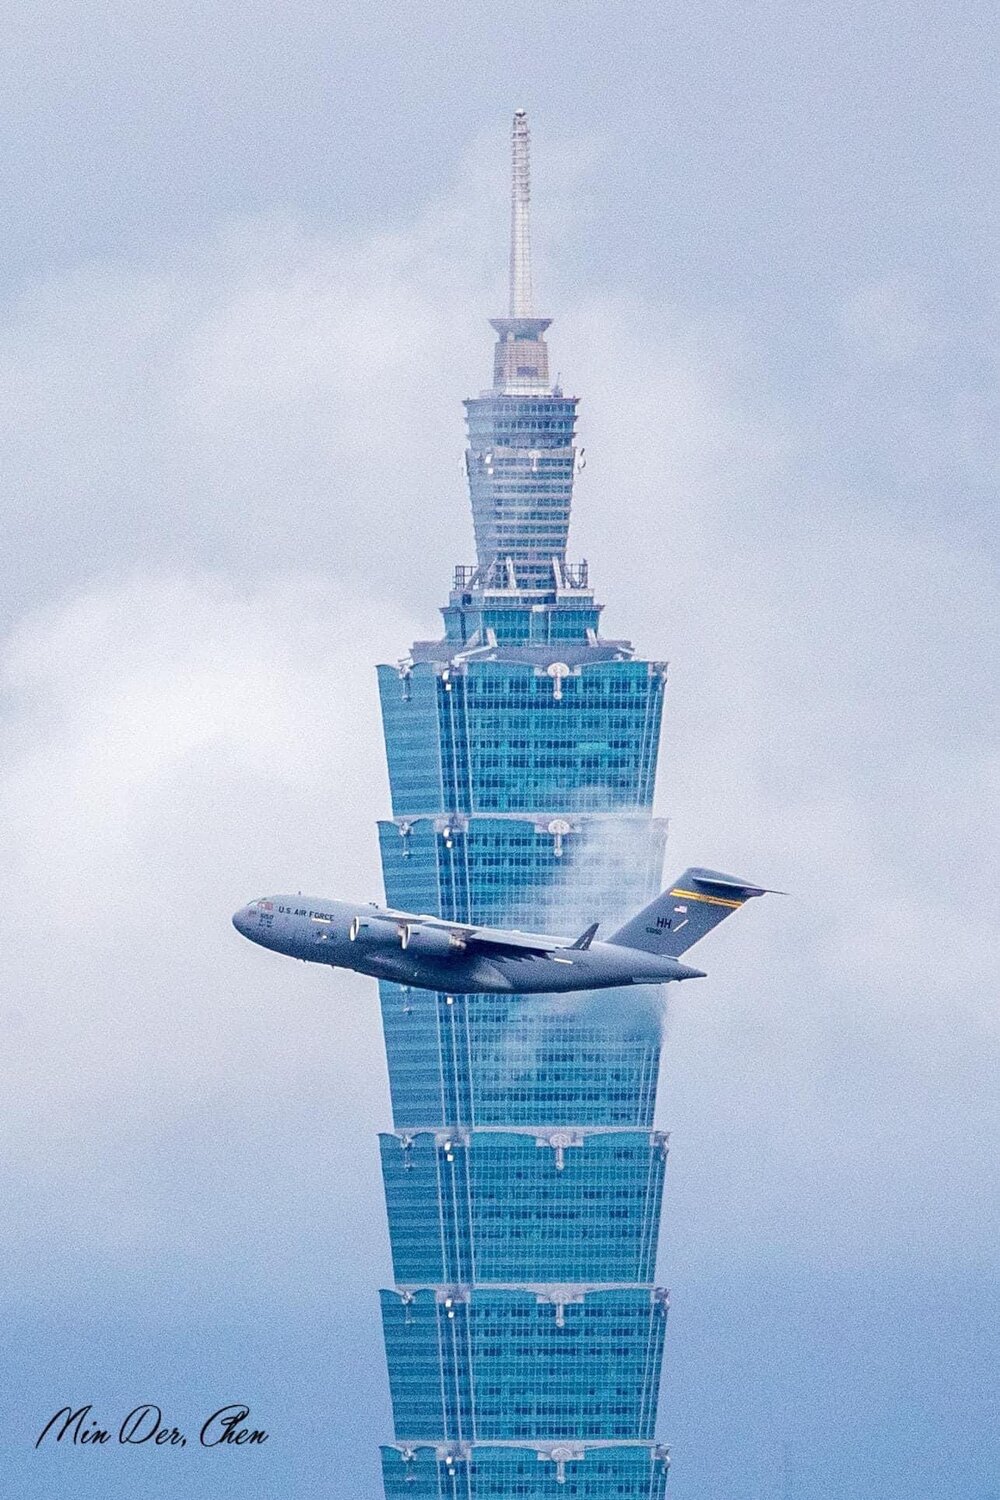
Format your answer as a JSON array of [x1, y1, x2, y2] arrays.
[[232, 905, 253, 937]]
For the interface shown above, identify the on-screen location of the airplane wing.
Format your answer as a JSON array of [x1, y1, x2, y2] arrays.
[[459, 923, 568, 957], [375, 906, 568, 957]]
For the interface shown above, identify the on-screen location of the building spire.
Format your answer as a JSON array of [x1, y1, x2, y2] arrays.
[[509, 109, 533, 317], [490, 111, 551, 393]]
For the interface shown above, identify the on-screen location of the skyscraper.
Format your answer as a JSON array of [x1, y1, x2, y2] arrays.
[[376, 111, 671, 1498]]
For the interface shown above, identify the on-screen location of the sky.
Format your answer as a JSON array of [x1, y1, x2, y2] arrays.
[[1, 3, 998, 1497]]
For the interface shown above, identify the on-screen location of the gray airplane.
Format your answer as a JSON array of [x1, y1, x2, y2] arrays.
[[232, 867, 770, 994]]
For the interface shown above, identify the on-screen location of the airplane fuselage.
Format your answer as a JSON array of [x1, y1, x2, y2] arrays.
[[232, 895, 703, 994]]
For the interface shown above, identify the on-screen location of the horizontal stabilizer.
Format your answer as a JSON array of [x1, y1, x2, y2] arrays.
[[608, 867, 772, 958], [681, 867, 784, 897]]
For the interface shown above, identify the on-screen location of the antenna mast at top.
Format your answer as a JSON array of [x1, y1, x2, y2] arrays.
[[509, 110, 533, 318]]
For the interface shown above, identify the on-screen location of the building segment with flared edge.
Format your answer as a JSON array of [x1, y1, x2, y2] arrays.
[[375, 111, 672, 1498]]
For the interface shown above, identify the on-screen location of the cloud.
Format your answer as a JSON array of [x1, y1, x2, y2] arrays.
[[839, 275, 938, 366], [0, 569, 424, 1289], [548, 284, 1000, 1269]]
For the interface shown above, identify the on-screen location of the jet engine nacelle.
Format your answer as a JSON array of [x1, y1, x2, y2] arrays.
[[348, 915, 387, 951], [398, 923, 467, 959]]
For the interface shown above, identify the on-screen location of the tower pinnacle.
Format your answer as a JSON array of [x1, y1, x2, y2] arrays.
[[509, 109, 533, 318], [490, 110, 552, 394], [466, 113, 579, 591]]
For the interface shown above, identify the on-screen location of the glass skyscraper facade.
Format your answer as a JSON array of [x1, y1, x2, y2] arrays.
[[375, 112, 671, 1497]]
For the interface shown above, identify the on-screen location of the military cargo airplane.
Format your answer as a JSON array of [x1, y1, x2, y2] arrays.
[[233, 867, 770, 994]]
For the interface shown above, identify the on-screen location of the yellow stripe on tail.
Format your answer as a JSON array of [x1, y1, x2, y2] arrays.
[[668, 887, 744, 910]]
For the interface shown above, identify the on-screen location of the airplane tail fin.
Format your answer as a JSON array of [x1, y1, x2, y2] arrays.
[[608, 868, 773, 958]]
